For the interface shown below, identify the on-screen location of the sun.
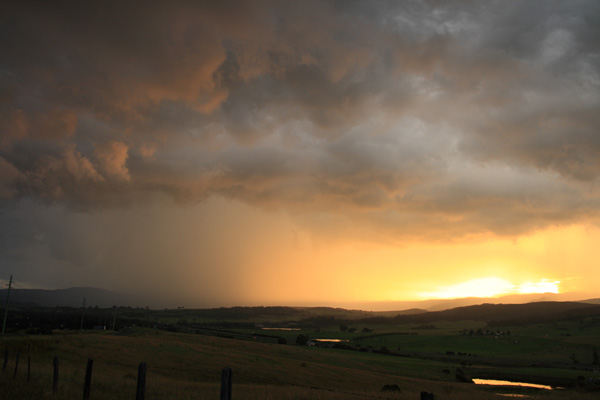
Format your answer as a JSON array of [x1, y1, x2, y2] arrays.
[[418, 277, 560, 299], [514, 280, 560, 295]]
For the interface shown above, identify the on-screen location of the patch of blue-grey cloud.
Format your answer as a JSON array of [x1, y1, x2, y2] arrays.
[[1, 0, 599, 239]]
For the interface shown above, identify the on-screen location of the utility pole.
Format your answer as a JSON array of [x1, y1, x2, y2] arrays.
[[112, 307, 117, 331], [2, 275, 13, 334], [80, 297, 86, 334]]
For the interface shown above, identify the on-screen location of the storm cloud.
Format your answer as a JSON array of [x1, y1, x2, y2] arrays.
[[1, 1, 600, 303]]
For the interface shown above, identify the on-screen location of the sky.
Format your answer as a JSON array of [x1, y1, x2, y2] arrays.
[[1, 0, 599, 309]]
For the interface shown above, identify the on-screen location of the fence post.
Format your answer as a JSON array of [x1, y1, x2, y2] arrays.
[[53, 356, 59, 393], [3, 347, 7, 371], [83, 358, 93, 400], [28, 355, 31, 383], [220, 367, 232, 400], [13, 352, 19, 378], [136, 362, 146, 400]]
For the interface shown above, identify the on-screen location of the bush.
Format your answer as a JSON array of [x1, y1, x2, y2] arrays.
[[295, 334, 308, 345]]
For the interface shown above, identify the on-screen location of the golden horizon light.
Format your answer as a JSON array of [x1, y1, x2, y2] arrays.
[[418, 277, 561, 300], [0, 1, 598, 309]]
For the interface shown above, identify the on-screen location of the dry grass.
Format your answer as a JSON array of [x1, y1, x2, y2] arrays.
[[0, 329, 597, 399]]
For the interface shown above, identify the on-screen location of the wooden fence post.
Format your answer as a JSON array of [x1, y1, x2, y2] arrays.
[[13, 352, 19, 378], [136, 362, 146, 400], [53, 356, 59, 393], [220, 367, 232, 400], [83, 358, 93, 400], [3, 347, 7, 371], [27, 355, 31, 383]]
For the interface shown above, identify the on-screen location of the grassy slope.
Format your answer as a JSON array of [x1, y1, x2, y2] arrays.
[[237, 317, 600, 389], [0, 330, 517, 399], [0, 328, 598, 400], [2, 302, 599, 399], [243, 317, 599, 364]]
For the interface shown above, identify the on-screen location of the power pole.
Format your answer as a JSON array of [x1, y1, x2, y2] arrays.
[[112, 307, 117, 331], [2, 275, 13, 334], [80, 297, 86, 334]]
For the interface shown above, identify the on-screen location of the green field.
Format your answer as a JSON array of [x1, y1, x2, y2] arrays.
[[0, 323, 598, 400], [1, 304, 599, 399], [238, 318, 599, 364]]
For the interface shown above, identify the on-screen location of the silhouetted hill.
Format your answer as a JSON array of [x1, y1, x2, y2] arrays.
[[391, 301, 600, 325], [2, 287, 599, 327], [581, 298, 600, 305], [361, 292, 591, 312], [394, 308, 428, 315], [0, 287, 134, 308]]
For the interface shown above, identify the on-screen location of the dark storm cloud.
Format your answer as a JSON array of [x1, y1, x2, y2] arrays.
[[1, 0, 600, 239]]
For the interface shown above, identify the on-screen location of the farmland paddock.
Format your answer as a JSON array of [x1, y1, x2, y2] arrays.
[[0, 329, 598, 399]]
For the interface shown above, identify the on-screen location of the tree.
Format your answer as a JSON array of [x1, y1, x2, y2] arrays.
[[295, 334, 308, 345]]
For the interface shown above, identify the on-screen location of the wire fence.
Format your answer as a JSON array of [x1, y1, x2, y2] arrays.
[[2, 346, 438, 400], [0, 346, 437, 400]]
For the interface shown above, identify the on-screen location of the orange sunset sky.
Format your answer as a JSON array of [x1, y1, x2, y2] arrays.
[[1, 1, 599, 309]]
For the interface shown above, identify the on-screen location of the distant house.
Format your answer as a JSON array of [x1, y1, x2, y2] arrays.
[[93, 325, 106, 330]]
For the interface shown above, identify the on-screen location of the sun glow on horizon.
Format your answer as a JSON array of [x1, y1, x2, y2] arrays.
[[514, 280, 560, 295], [418, 277, 560, 299]]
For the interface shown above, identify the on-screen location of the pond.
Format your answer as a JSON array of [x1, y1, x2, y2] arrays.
[[473, 378, 553, 390], [261, 328, 301, 331]]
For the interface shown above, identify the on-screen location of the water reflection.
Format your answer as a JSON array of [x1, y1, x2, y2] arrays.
[[261, 328, 301, 331], [473, 379, 553, 390]]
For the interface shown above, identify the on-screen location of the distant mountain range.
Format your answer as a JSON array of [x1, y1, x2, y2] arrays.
[[389, 301, 600, 325], [355, 292, 600, 312], [0, 286, 598, 311]]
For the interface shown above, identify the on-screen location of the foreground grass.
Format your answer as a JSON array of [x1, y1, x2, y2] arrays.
[[0, 329, 597, 399]]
